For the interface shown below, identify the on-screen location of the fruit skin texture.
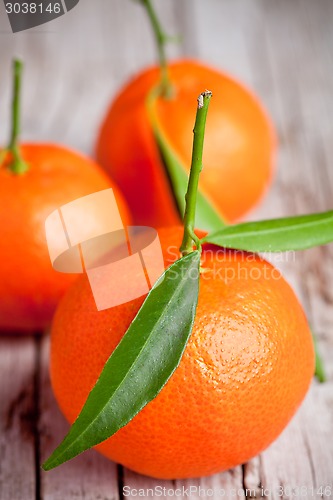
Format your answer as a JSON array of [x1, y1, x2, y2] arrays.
[[96, 60, 276, 226], [50, 226, 314, 479], [0, 144, 130, 332]]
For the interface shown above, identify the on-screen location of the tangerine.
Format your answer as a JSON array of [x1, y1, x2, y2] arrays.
[[96, 61, 276, 227], [50, 226, 314, 479], [0, 144, 130, 332]]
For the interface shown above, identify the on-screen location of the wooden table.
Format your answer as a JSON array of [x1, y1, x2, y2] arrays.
[[0, 1, 332, 498]]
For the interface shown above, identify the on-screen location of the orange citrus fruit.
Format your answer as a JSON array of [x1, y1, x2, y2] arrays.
[[96, 60, 276, 227], [0, 144, 130, 332], [50, 226, 314, 479]]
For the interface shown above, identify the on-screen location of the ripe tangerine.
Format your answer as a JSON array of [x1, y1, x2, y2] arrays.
[[96, 60, 276, 227], [50, 226, 314, 479], [0, 144, 130, 332]]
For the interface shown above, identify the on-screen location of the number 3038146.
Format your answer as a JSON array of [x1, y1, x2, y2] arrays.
[[5, 3, 62, 14]]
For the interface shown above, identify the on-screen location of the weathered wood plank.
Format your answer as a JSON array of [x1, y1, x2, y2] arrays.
[[239, 1, 333, 497], [39, 335, 120, 500], [243, 384, 333, 499], [0, 337, 37, 500]]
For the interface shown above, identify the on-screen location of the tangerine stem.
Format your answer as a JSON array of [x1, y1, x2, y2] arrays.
[[3, 59, 29, 175], [139, 0, 172, 97], [180, 91, 213, 257]]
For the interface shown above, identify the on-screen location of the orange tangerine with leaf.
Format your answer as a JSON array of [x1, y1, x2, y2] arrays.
[[49, 225, 314, 478], [43, 92, 323, 480]]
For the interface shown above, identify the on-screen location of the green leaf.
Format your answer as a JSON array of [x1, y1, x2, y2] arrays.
[[146, 89, 227, 232], [202, 211, 333, 252], [42, 251, 201, 471], [312, 330, 326, 383]]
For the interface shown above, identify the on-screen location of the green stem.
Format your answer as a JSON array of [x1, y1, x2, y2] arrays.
[[180, 91, 213, 256], [3, 60, 29, 175], [312, 330, 326, 383], [140, 0, 172, 97]]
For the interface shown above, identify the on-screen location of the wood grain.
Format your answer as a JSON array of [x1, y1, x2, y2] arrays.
[[0, 337, 37, 500], [39, 336, 120, 500], [0, 0, 332, 498]]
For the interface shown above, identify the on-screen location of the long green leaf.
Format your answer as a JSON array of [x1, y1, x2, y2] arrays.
[[146, 89, 227, 232], [202, 211, 333, 252], [43, 251, 201, 471]]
